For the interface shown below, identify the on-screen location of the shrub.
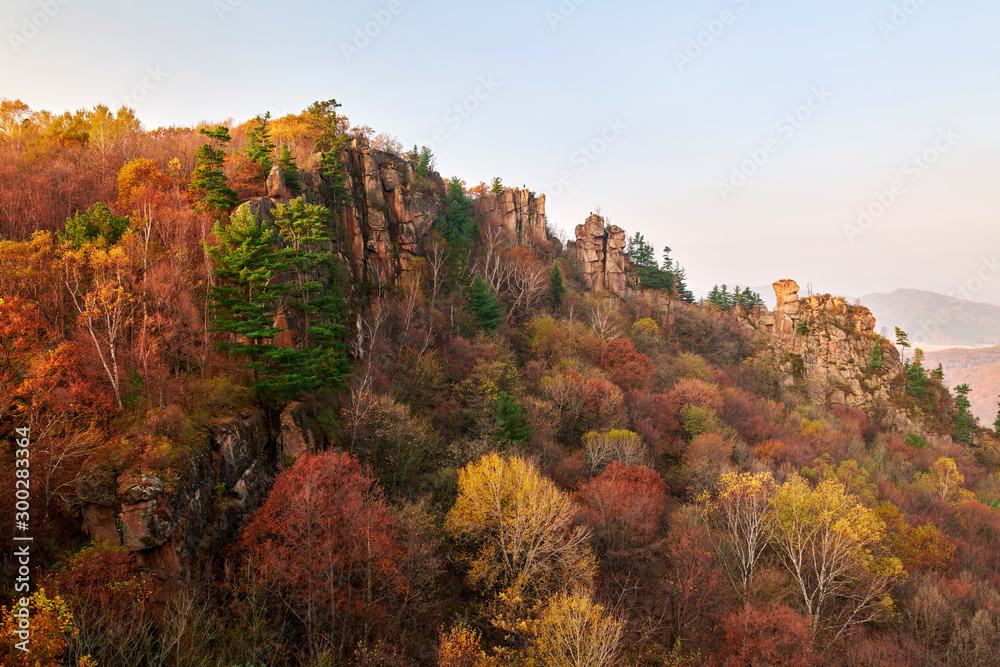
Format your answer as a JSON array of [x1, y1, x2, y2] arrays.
[[579, 462, 667, 550], [582, 429, 647, 474]]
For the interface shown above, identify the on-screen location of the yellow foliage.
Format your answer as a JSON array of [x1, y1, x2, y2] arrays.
[[445, 454, 595, 619], [0, 588, 82, 667], [530, 589, 624, 667]]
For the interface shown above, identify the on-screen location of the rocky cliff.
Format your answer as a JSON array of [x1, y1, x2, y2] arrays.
[[472, 187, 547, 246], [257, 137, 446, 289], [77, 404, 317, 594], [749, 279, 907, 412], [567, 213, 635, 297]]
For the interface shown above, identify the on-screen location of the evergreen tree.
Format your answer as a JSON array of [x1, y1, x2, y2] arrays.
[[469, 276, 501, 330], [191, 125, 238, 218], [868, 336, 885, 371], [674, 264, 695, 303], [906, 348, 928, 398], [443, 177, 475, 242], [307, 99, 349, 208], [60, 202, 130, 248], [895, 327, 910, 363], [490, 177, 503, 194], [244, 112, 276, 180], [626, 233, 673, 290], [272, 198, 350, 393], [493, 391, 533, 447], [931, 364, 945, 383], [994, 395, 1000, 434], [207, 207, 292, 401], [953, 384, 976, 444], [417, 146, 434, 178], [550, 262, 565, 309], [277, 144, 303, 196]]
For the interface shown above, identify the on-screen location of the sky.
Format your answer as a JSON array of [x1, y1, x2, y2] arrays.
[[2, 0, 999, 303]]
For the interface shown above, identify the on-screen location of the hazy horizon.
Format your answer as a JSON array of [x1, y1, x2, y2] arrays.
[[3, 0, 998, 304]]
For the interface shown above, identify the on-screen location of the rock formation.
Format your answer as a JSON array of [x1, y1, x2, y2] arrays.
[[567, 213, 634, 297], [472, 187, 547, 246], [76, 407, 314, 593], [749, 279, 903, 411]]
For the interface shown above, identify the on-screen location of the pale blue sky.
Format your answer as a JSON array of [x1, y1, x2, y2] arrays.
[[2, 0, 999, 303]]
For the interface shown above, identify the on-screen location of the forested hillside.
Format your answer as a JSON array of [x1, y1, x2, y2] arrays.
[[4, 99, 1000, 666]]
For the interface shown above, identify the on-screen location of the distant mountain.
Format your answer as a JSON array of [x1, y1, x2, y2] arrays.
[[861, 289, 1000, 348], [925, 347, 1000, 423]]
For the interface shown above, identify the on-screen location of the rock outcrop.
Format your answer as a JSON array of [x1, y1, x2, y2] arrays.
[[567, 213, 634, 297], [78, 410, 285, 593], [473, 187, 547, 246], [749, 280, 903, 411]]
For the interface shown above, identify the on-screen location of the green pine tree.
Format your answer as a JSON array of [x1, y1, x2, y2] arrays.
[[490, 176, 503, 194], [191, 125, 239, 218], [443, 177, 475, 243], [307, 100, 350, 208], [417, 146, 434, 178], [244, 112, 276, 180], [493, 391, 533, 447], [550, 262, 565, 309], [207, 207, 292, 402], [469, 276, 501, 330], [993, 395, 1000, 434], [953, 383, 976, 444], [277, 144, 303, 196], [273, 198, 350, 393], [60, 202, 130, 248]]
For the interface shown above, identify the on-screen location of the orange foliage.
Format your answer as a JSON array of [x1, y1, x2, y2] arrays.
[[718, 604, 820, 666], [600, 338, 653, 390], [240, 451, 406, 650], [579, 462, 667, 550]]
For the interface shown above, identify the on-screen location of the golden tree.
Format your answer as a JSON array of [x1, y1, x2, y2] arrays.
[[445, 453, 595, 622], [767, 474, 904, 639], [699, 471, 776, 596], [531, 589, 624, 667]]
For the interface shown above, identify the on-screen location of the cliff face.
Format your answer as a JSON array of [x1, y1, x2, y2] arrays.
[[567, 213, 635, 297], [77, 405, 317, 593], [472, 187, 547, 246], [750, 279, 904, 411], [260, 138, 446, 288]]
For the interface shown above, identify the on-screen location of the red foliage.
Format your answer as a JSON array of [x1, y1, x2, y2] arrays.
[[46, 541, 150, 613], [666, 378, 723, 414], [581, 378, 624, 431], [600, 338, 653, 390], [664, 519, 722, 643], [720, 388, 783, 444], [579, 462, 667, 550], [240, 451, 406, 646], [624, 390, 677, 448], [717, 604, 820, 667]]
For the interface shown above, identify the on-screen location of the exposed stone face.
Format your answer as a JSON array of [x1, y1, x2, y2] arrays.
[[750, 280, 906, 414], [567, 213, 635, 297], [473, 187, 547, 246], [79, 410, 275, 590], [338, 139, 445, 287], [266, 165, 294, 203], [280, 401, 316, 463]]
